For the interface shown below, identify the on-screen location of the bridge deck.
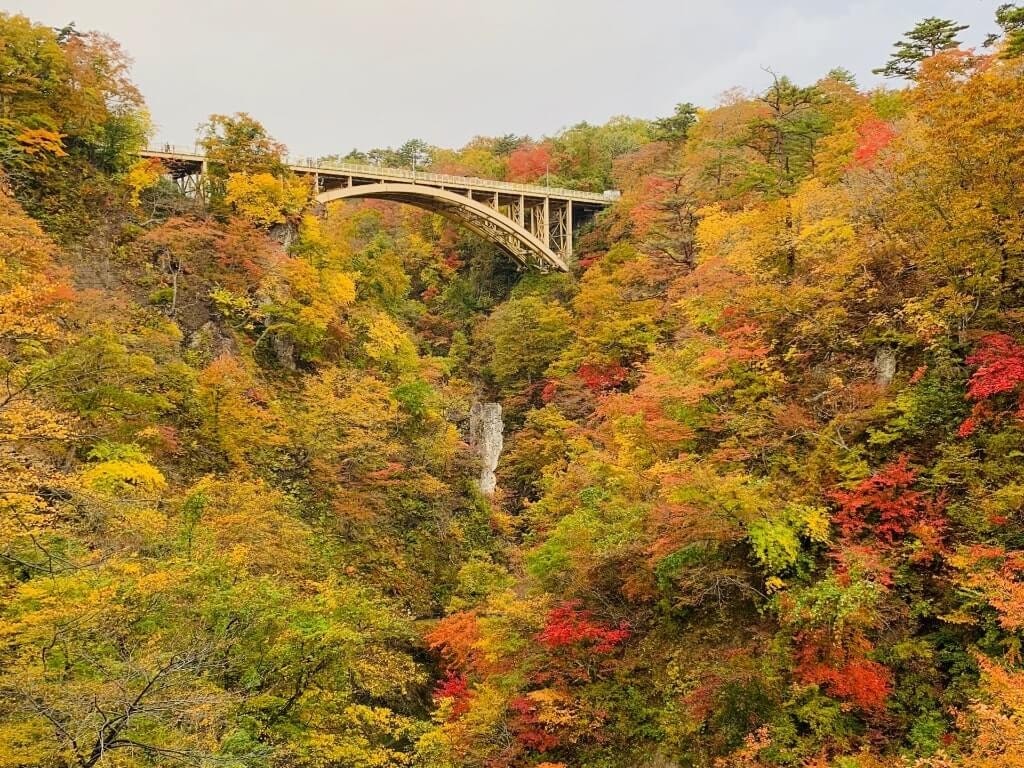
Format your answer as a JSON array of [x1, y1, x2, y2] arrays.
[[139, 146, 617, 207], [139, 146, 617, 271]]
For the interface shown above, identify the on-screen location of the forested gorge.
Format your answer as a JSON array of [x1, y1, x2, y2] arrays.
[[3, 8, 1024, 767]]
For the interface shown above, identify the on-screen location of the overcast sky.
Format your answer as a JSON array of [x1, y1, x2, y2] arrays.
[[8, 1, 1007, 157]]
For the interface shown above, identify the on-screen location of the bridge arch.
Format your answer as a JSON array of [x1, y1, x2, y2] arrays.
[[315, 183, 569, 272]]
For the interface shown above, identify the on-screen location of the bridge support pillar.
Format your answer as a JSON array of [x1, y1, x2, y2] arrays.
[[528, 199, 548, 249], [198, 159, 208, 201], [546, 201, 570, 259], [543, 197, 550, 249], [566, 202, 573, 260]]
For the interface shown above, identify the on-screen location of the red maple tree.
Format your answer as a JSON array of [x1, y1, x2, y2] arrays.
[[850, 117, 896, 168], [830, 455, 943, 544], [536, 602, 630, 653], [577, 362, 629, 393], [509, 696, 564, 751], [433, 671, 472, 717], [507, 144, 553, 182], [956, 333, 1024, 436], [965, 333, 1024, 401], [796, 645, 892, 712]]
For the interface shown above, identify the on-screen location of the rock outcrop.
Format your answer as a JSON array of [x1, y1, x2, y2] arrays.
[[469, 401, 503, 495]]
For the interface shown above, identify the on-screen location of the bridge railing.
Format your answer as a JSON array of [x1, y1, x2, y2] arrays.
[[146, 143, 204, 157], [143, 146, 619, 203], [302, 158, 617, 202]]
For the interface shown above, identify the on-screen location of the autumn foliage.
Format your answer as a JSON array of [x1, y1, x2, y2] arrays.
[[536, 601, 631, 653], [795, 636, 893, 713], [830, 455, 944, 544], [966, 333, 1024, 401], [850, 116, 897, 167], [507, 144, 554, 182], [6, 8, 1024, 768]]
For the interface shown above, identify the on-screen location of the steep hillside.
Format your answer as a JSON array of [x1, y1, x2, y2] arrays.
[[3, 9, 1024, 768]]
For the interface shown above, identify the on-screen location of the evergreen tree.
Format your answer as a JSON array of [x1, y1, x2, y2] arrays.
[[395, 138, 432, 170], [987, 3, 1024, 58], [873, 16, 968, 78], [653, 102, 698, 142]]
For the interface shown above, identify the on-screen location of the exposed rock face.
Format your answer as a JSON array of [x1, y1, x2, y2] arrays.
[[269, 222, 297, 249], [270, 331, 297, 371], [187, 320, 236, 363], [469, 402, 503, 495], [874, 346, 898, 387]]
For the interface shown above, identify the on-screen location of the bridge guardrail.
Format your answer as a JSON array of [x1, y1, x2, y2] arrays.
[[143, 146, 618, 203], [148, 143, 203, 157], [309, 158, 615, 202]]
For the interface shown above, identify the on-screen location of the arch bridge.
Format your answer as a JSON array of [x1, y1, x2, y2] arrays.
[[139, 147, 618, 272]]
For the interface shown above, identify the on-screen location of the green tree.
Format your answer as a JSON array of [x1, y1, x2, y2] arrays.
[[740, 74, 828, 196], [987, 3, 1024, 58], [480, 294, 573, 393], [653, 101, 698, 142], [492, 133, 529, 156], [550, 116, 652, 190], [873, 16, 969, 78], [395, 138, 433, 170]]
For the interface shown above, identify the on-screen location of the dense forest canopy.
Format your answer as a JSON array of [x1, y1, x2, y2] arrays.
[[3, 7, 1024, 768]]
